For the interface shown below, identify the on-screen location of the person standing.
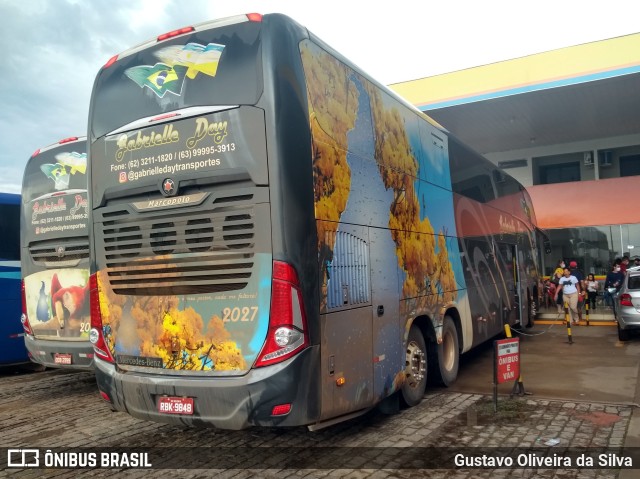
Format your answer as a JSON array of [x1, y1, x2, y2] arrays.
[[620, 256, 630, 274], [555, 267, 582, 324], [569, 261, 586, 322], [604, 263, 625, 309], [552, 260, 565, 314], [553, 260, 565, 281], [585, 273, 599, 311]]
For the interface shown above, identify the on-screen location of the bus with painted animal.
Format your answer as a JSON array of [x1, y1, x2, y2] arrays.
[[20, 137, 93, 369], [86, 13, 542, 430], [0, 192, 29, 366]]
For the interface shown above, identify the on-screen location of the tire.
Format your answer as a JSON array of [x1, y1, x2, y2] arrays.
[[527, 290, 535, 328], [401, 325, 427, 407], [618, 322, 630, 342], [435, 316, 460, 387]]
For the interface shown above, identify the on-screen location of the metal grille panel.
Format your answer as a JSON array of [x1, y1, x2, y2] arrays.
[[327, 230, 370, 309], [29, 238, 89, 267], [97, 196, 256, 295]]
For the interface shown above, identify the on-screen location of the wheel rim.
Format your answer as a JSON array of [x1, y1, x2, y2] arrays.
[[405, 340, 426, 387]]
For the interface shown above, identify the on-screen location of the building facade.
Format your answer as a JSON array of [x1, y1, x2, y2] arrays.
[[390, 33, 640, 277]]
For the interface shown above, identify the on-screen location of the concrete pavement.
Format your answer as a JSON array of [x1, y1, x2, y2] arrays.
[[449, 320, 640, 478]]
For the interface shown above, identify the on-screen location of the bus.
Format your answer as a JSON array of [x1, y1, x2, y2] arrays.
[[0, 192, 29, 366], [87, 13, 542, 429], [20, 137, 93, 369]]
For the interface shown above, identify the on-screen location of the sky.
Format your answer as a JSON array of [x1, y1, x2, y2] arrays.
[[2, 0, 639, 194]]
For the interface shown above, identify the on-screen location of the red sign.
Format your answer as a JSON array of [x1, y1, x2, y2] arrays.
[[495, 338, 520, 384]]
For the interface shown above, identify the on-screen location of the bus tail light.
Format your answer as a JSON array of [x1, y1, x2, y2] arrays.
[[20, 280, 33, 336], [58, 137, 78, 144], [103, 54, 118, 69], [271, 403, 291, 416], [89, 273, 115, 363], [157, 26, 195, 42], [256, 261, 309, 367], [247, 13, 263, 22], [620, 294, 633, 307]]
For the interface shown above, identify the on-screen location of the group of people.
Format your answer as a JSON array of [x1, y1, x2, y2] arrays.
[[542, 256, 639, 324]]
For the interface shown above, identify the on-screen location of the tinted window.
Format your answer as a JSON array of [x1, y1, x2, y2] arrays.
[[22, 143, 87, 202], [91, 22, 263, 139], [628, 275, 640, 290], [0, 203, 20, 260], [449, 139, 496, 203]]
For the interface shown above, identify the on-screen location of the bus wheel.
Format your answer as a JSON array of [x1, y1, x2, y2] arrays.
[[436, 316, 459, 387], [401, 325, 427, 407]]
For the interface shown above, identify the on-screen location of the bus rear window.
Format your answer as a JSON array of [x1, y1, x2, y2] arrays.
[[22, 146, 87, 203], [91, 22, 263, 139]]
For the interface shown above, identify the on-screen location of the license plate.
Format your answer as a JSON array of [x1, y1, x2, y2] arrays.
[[157, 396, 194, 415], [54, 353, 72, 365]]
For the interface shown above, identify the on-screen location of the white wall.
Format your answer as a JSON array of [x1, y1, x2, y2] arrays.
[[484, 133, 640, 187]]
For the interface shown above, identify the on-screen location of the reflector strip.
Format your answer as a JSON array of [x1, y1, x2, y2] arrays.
[[271, 404, 291, 416]]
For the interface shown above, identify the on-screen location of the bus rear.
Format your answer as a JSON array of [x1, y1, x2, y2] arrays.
[[20, 137, 93, 369], [0, 193, 29, 365], [88, 14, 317, 429]]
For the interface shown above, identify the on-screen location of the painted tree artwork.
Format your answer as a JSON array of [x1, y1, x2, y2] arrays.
[[97, 270, 245, 371]]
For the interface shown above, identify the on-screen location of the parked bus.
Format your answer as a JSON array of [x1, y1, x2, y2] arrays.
[[0, 192, 29, 365], [20, 137, 93, 369], [87, 13, 542, 429]]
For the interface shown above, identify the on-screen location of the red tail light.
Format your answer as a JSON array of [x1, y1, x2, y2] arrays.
[[89, 273, 115, 363], [149, 112, 180, 122], [104, 54, 118, 69], [255, 261, 309, 367], [247, 13, 263, 22], [30, 148, 40, 158], [271, 404, 292, 416], [20, 280, 33, 336], [157, 26, 195, 42], [620, 294, 633, 307], [58, 137, 78, 144]]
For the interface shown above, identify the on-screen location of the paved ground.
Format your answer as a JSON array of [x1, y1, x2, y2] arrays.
[[1, 322, 639, 478], [452, 323, 640, 404]]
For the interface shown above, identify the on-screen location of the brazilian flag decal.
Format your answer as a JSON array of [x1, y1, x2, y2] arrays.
[[124, 63, 188, 98]]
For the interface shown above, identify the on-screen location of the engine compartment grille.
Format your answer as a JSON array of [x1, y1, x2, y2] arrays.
[[97, 193, 257, 295], [29, 238, 89, 267]]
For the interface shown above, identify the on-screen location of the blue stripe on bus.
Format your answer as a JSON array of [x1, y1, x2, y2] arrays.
[[0, 271, 21, 280]]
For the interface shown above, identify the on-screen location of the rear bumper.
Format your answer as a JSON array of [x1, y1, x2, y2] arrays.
[[94, 345, 320, 430], [616, 308, 640, 330], [24, 335, 94, 369]]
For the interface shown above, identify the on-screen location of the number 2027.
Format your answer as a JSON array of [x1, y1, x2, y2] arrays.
[[222, 307, 258, 322]]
